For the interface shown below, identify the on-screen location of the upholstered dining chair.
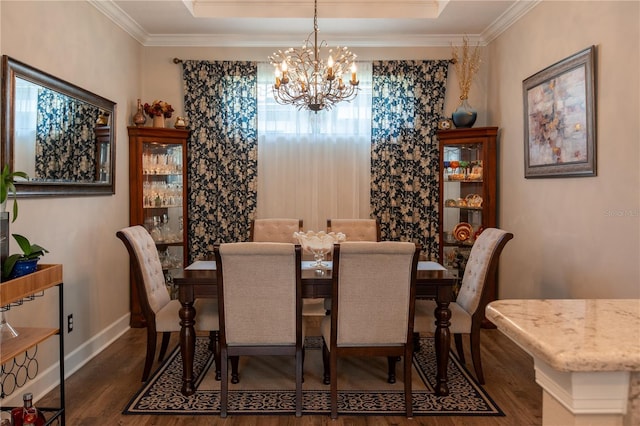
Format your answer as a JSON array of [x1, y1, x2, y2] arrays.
[[249, 218, 303, 243], [326, 218, 380, 242], [116, 225, 220, 382], [323, 218, 381, 313], [413, 228, 513, 385], [249, 218, 323, 317], [214, 242, 305, 417], [321, 241, 420, 419]]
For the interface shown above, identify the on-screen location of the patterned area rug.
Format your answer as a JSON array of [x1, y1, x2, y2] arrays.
[[123, 336, 503, 416]]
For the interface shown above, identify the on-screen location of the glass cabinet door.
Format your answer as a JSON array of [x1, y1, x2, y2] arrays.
[[141, 142, 184, 276], [128, 126, 189, 327], [441, 143, 484, 272], [438, 127, 497, 278]]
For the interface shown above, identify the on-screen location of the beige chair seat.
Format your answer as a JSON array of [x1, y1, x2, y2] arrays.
[[414, 300, 471, 333], [321, 241, 420, 419], [215, 242, 305, 417], [413, 228, 513, 385], [117, 225, 220, 382], [154, 298, 219, 331]]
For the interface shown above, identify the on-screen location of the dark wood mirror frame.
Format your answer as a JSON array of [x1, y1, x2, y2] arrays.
[[1, 55, 116, 197]]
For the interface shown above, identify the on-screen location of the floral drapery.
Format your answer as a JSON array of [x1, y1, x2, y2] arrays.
[[371, 60, 449, 260], [35, 88, 99, 181], [182, 60, 258, 262]]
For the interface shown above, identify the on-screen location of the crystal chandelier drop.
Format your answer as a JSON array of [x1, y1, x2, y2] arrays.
[[268, 0, 359, 112]]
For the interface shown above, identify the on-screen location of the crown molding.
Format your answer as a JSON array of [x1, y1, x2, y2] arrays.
[[482, 0, 541, 43], [89, 0, 534, 48]]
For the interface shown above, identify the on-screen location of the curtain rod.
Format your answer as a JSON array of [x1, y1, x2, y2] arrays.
[[174, 57, 454, 65]]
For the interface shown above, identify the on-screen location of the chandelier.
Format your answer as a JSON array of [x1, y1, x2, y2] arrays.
[[268, 0, 359, 112]]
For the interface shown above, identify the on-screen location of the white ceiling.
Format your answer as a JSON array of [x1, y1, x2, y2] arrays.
[[90, 0, 540, 47]]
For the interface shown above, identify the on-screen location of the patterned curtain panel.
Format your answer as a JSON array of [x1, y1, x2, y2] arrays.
[[182, 61, 258, 262], [35, 88, 98, 181], [371, 60, 449, 260]]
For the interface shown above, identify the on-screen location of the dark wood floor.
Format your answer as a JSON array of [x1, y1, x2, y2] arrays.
[[40, 326, 542, 425]]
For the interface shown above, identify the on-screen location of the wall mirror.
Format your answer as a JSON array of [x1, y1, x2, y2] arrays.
[[1, 55, 116, 197]]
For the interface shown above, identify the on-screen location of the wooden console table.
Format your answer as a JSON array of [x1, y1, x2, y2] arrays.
[[0, 264, 65, 424]]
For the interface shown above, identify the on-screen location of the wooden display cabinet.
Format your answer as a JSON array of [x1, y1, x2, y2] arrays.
[[438, 127, 499, 324], [127, 127, 189, 327]]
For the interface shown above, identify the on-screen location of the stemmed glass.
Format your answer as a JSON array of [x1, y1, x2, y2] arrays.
[[0, 309, 19, 341], [294, 231, 346, 269]]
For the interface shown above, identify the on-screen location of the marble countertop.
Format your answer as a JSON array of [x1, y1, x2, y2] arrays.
[[485, 299, 640, 372]]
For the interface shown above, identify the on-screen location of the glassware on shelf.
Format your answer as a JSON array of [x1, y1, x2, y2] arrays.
[[0, 310, 19, 341], [142, 149, 183, 175], [294, 231, 346, 269]]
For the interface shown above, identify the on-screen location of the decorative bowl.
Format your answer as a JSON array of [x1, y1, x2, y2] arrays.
[[293, 230, 346, 269]]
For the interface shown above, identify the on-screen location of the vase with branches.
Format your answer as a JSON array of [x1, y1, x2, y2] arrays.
[[451, 35, 481, 128]]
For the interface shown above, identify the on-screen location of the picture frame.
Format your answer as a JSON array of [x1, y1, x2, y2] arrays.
[[523, 46, 596, 178]]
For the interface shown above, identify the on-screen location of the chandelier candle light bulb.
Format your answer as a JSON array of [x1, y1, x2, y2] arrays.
[[269, 0, 359, 112]]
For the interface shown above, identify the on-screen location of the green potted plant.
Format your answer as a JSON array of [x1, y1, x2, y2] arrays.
[[1, 164, 28, 268], [2, 234, 49, 280], [1, 164, 29, 223]]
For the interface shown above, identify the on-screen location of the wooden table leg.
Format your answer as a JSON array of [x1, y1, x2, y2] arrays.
[[179, 287, 197, 396], [434, 293, 452, 396]]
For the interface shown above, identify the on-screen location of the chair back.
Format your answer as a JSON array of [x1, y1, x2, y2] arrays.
[[250, 218, 303, 243], [215, 242, 302, 346], [327, 218, 380, 241], [456, 228, 514, 315], [116, 226, 170, 319], [330, 241, 420, 346]]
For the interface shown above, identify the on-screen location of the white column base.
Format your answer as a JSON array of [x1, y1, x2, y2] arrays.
[[534, 358, 633, 426]]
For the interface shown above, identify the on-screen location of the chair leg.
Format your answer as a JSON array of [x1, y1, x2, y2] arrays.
[[322, 341, 330, 385], [142, 327, 157, 382], [211, 331, 221, 381], [454, 333, 466, 364], [387, 356, 397, 384], [230, 356, 240, 384], [470, 325, 485, 384], [158, 332, 171, 361], [220, 347, 228, 418], [295, 347, 303, 417], [404, 347, 413, 418], [413, 332, 421, 353], [330, 348, 338, 419], [302, 345, 306, 383]]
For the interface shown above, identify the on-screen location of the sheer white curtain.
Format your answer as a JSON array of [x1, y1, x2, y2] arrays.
[[257, 62, 372, 231], [14, 80, 39, 176]]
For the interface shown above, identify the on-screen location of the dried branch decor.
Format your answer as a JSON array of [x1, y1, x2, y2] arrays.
[[451, 35, 481, 102]]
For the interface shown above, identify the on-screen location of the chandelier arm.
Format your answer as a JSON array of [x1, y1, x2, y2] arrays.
[[269, 0, 359, 112]]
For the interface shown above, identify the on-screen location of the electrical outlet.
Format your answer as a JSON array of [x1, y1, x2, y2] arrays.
[[67, 314, 73, 333]]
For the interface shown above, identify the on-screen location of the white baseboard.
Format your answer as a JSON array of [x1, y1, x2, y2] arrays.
[[1, 313, 131, 407]]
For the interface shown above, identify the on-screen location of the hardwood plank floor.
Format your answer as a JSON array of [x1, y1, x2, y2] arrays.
[[39, 327, 542, 425]]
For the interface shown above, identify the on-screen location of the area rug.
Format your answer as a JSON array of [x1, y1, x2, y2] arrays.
[[123, 336, 503, 416]]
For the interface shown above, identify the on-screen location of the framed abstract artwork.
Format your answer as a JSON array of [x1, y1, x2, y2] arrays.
[[523, 46, 596, 178]]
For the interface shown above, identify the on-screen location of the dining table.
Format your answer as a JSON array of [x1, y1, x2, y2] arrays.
[[173, 260, 458, 397]]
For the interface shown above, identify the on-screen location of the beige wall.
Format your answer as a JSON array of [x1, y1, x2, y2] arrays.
[[0, 0, 140, 404], [138, 45, 487, 128], [488, 1, 640, 299]]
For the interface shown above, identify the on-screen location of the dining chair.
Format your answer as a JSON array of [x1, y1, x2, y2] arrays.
[[116, 225, 220, 382], [413, 228, 513, 384], [321, 241, 420, 419], [250, 218, 325, 316], [326, 218, 380, 242], [323, 218, 381, 313], [249, 218, 303, 243], [214, 242, 305, 417]]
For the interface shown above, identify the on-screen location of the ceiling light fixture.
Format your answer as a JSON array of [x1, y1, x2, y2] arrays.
[[268, 0, 359, 112]]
